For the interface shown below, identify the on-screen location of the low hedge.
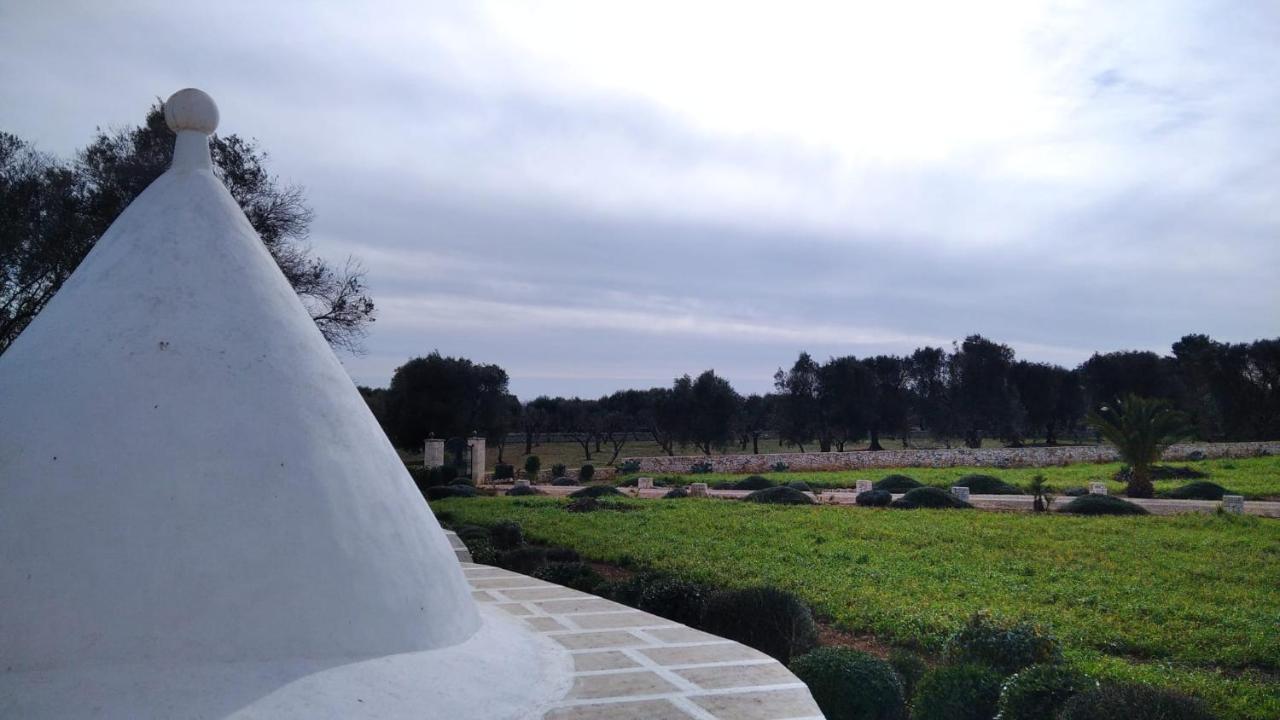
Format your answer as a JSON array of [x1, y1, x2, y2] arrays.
[[551, 476, 577, 486], [910, 664, 1003, 720], [887, 648, 927, 700], [955, 474, 1024, 495], [997, 664, 1097, 720], [744, 486, 814, 505], [425, 484, 478, 500], [488, 521, 524, 550], [1159, 481, 1230, 500], [496, 546, 547, 574], [700, 587, 818, 664], [790, 647, 905, 720], [1058, 684, 1217, 720], [569, 485, 623, 499], [875, 474, 923, 493], [636, 576, 707, 626], [890, 487, 972, 510], [856, 489, 893, 507], [663, 487, 689, 499], [735, 475, 775, 491], [532, 562, 604, 592], [1058, 495, 1149, 516], [943, 613, 1061, 675], [505, 485, 543, 496]]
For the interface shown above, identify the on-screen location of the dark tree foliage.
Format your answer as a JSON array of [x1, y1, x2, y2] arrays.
[[737, 393, 775, 454], [950, 335, 1024, 447], [1011, 362, 1083, 445], [862, 355, 910, 450], [383, 351, 514, 448], [0, 105, 374, 354], [818, 356, 872, 451], [774, 352, 827, 451], [905, 346, 956, 446], [1080, 350, 1179, 410]]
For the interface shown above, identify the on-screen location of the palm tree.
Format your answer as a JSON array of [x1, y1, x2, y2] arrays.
[[1087, 395, 1190, 498]]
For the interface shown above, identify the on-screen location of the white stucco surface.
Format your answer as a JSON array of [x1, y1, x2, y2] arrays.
[[0, 89, 573, 717]]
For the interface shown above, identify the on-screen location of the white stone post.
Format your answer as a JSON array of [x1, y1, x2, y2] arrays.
[[637, 477, 653, 490], [467, 436, 486, 483], [951, 486, 970, 502], [514, 478, 530, 488], [1088, 482, 1108, 495], [689, 482, 708, 497], [855, 479, 873, 494], [424, 437, 444, 468], [1222, 495, 1244, 514]]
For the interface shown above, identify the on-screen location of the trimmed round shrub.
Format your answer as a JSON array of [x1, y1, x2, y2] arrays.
[[943, 613, 1062, 675], [493, 463, 515, 480], [663, 487, 689, 499], [856, 489, 893, 507], [744, 486, 815, 505], [454, 524, 491, 546], [637, 576, 707, 626], [570, 485, 622, 499], [790, 647, 905, 720], [533, 562, 604, 592], [579, 464, 595, 482], [1058, 684, 1216, 720], [497, 546, 547, 574], [505, 484, 543, 496], [997, 664, 1097, 720], [956, 474, 1024, 495], [886, 648, 927, 700], [700, 587, 819, 664], [736, 475, 775, 491], [890, 487, 972, 509], [599, 573, 650, 607], [550, 462, 567, 478], [546, 546, 581, 563], [565, 497, 601, 513], [523, 455, 542, 478], [711, 480, 738, 490], [788, 481, 812, 492], [875, 474, 923, 492], [551, 476, 577, 486], [1160, 481, 1230, 500], [463, 538, 498, 565], [425, 484, 478, 500], [910, 664, 1003, 720], [488, 521, 524, 550], [1058, 495, 1148, 516]]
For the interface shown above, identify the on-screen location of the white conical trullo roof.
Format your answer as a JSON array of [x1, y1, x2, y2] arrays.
[[0, 90, 532, 701]]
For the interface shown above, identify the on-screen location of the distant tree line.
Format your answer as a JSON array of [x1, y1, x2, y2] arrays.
[[361, 334, 1280, 461]]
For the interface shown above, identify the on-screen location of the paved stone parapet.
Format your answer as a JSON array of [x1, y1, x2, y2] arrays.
[[621, 442, 1280, 475], [448, 534, 824, 720]]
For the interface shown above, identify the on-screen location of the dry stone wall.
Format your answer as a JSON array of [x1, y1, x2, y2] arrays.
[[621, 441, 1280, 475]]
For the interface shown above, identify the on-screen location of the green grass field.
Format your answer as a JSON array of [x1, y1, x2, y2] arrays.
[[618, 455, 1280, 500], [436, 497, 1280, 720]]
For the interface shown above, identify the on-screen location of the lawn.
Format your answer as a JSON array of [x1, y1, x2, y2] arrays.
[[618, 454, 1280, 500], [435, 497, 1280, 720]]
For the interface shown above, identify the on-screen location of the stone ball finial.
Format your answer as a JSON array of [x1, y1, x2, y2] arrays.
[[164, 88, 219, 135]]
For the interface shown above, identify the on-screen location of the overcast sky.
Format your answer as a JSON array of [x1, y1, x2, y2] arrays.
[[2, 1, 1277, 398]]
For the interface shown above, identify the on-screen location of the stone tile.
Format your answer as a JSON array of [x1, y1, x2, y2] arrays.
[[536, 597, 620, 614], [643, 626, 724, 644], [470, 576, 550, 590], [693, 688, 822, 720], [552, 631, 645, 650], [573, 651, 641, 672], [471, 590, 497, 602], [495, 602, 533, 616], [568, 670, 680, 699], [544, 699, 697, 720], [640, 643, 768, 667], [570, 611, 673, 630], [526, 616, 569, 631], [502, 587, 590, 602], [463, 567, 510, 578], [675, 663, 799, 690]]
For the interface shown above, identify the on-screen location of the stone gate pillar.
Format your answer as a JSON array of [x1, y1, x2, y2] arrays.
[[424, 436, 445, 468], [467, 435, 486, 482]]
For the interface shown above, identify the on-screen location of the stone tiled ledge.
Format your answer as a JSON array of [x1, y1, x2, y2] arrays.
[[620, 441, 1280, 475], [447, 533, 824, 720]]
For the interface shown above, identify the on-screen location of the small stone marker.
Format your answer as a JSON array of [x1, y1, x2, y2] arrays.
[[637, 477, 653, 490], [951, 486, 970, 502], [1222, 495, 1244, 514], [855, 479, 873, 494], [689, 482, 708, 497], [1089, 482, 1108, 495], [514, 478, 530, 488]]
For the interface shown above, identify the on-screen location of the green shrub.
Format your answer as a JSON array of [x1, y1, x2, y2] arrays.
[[637, 576, 708, 626], [943, 613, 1061, 675], [772, 461, 790, 472], [875, 474, 922, 492], [788, 481, 812, 492], [425, 484, 478, 500], [545, 546, 580, 563], [551, 462, 567, 478], [744, 486, 815, 505], [493, 463, 515, 480], [463, 537, 498, 565], [1160, 481, 1230, 500], [533, 562, 604, 592], [710, 480, 738, 490], [505, 485, 543, 496], [1058, 495, 1149, 516], [886, 648, 927, 700], [856, 489, 893, 507], [565, 497, 601, 513], [736, 475, 774, 490], [700, 587, 819, 664], [551, 476, 577, 486], [1057, 684, 1216, 720], [618, 459, 642, 474], [911, 664, 1003, 720], [599, 574, 649, 607], [790, 647, 905, 720], [523, 455, 541, 478], [496, 546, 547, 574], [890, 487, 971, 509], [454, 524, 491, 546], [488, 521, 524, 550], [690, 461, 714, 474], [570, 485, 622, 498], [663, 487, 689, 499], [579, 464, 595, 482], [956, 474, 1024, 495], [996, 664, 1097, 720]]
